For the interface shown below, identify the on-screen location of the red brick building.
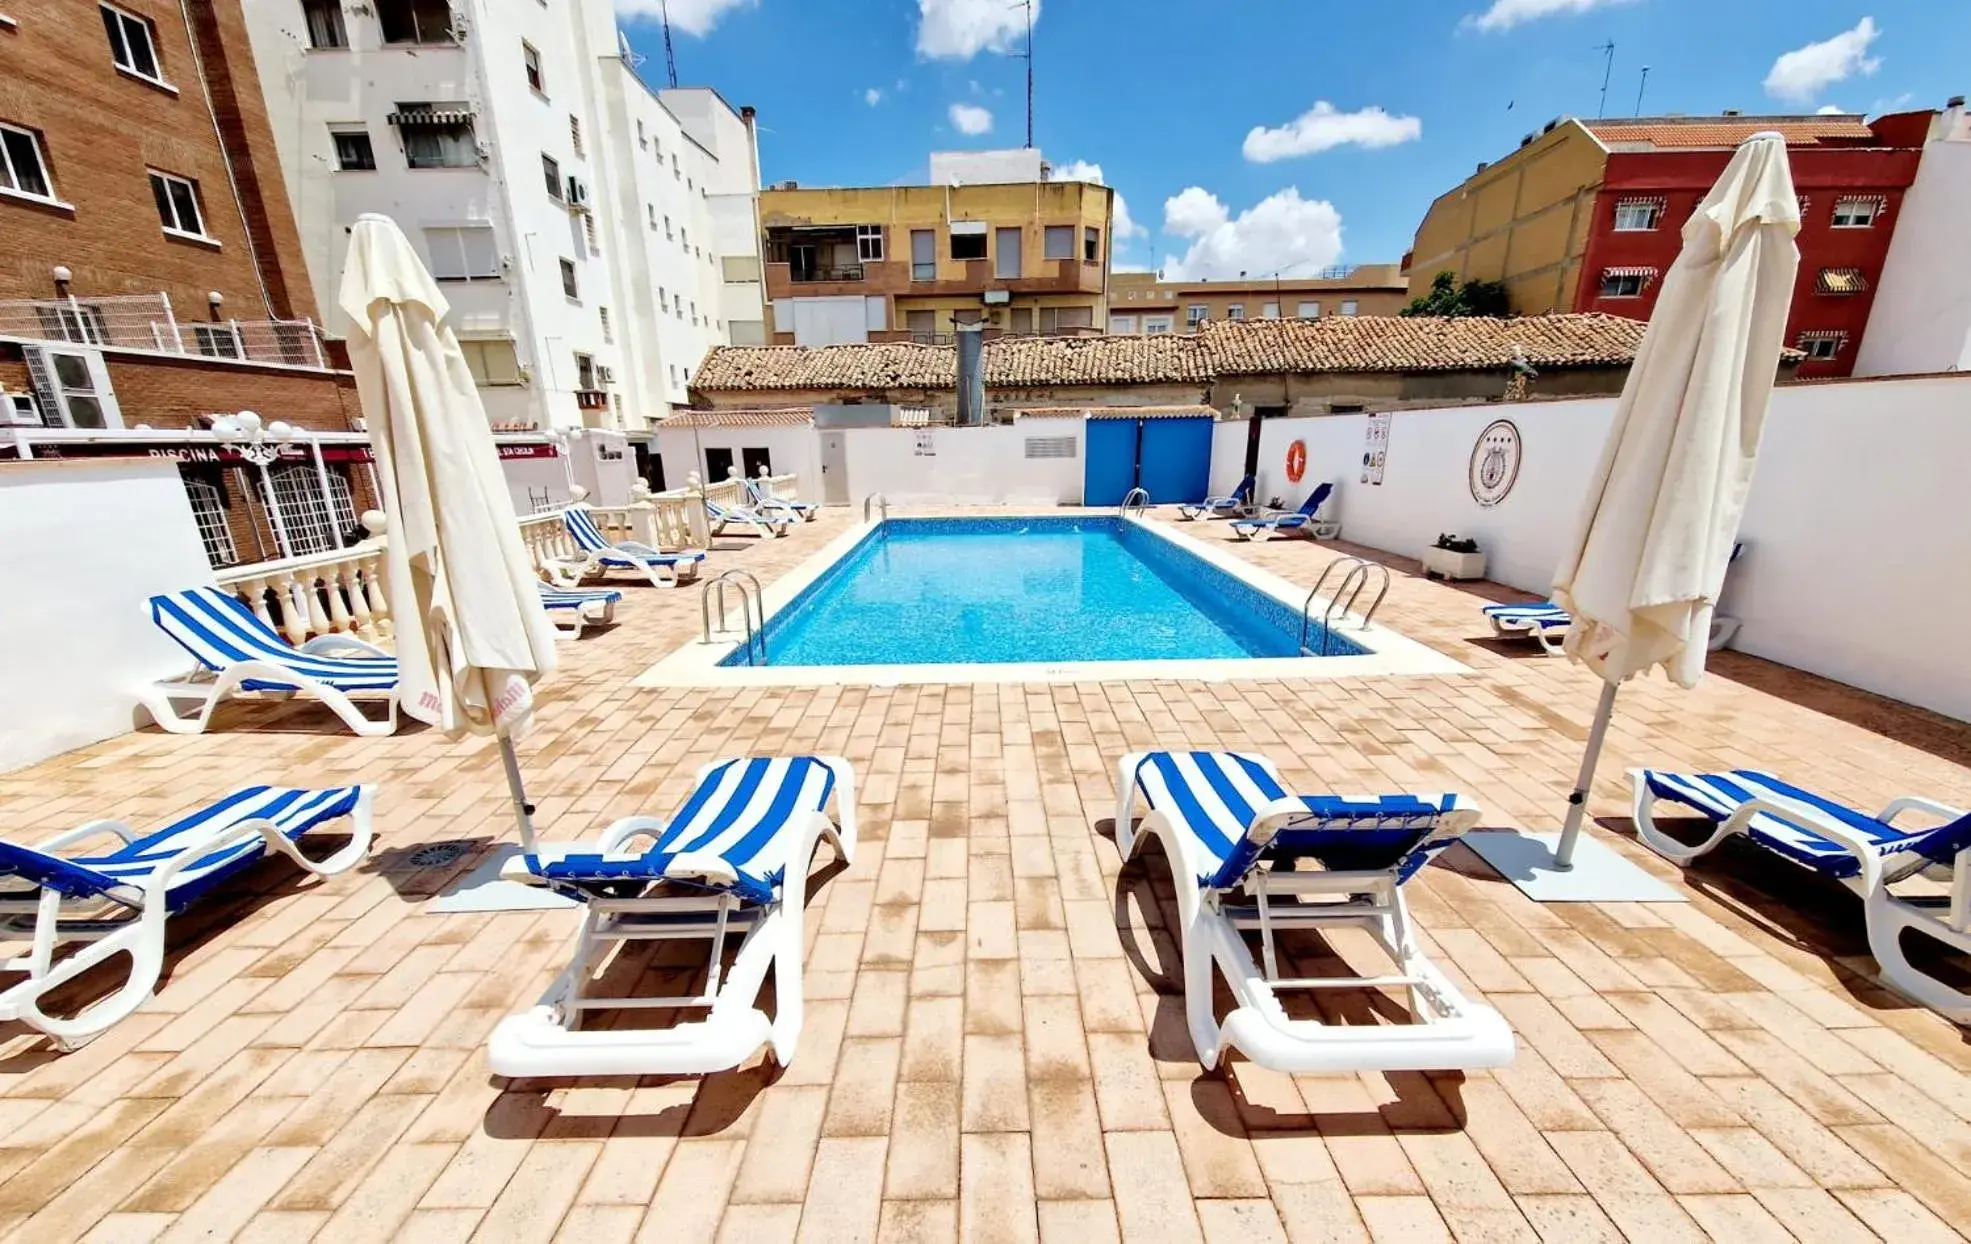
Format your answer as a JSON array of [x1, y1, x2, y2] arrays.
[[0, 0, 374, 566], [1573, 113, 1932, 379]]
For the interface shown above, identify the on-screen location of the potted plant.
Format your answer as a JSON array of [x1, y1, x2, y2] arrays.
[[1421, 533, 1486, 581]]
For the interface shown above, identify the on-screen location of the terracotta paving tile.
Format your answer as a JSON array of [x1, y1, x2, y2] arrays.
[[5, 511, 1971, 1241]]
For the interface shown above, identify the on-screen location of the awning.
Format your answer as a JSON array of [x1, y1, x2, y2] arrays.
[[388, 108, 475, 127], [1603, 266, 1659, 280], [1815, 267, 1868, 294], [1616, 195, 1666, 209], [948, 220, 989, 236]]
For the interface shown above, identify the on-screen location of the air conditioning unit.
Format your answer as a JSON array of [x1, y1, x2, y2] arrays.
[[565, 175, 590, 209], [4, 391, 41, 426], [596, 364, 614, 384]]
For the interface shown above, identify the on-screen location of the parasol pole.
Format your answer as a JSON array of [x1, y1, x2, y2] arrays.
[[496, 731, 540, 854], [1555, 680, 1620, 869]]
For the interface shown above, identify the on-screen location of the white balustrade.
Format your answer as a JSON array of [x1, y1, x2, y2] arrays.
[[216, 512, 392, 646]]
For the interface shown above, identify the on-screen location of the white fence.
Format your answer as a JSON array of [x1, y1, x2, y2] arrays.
[[841, 423, 1086, 506], [1214, 374, 1971, 722]]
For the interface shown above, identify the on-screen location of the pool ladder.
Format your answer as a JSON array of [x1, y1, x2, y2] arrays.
[[701, 569, 766, 665], [1300, 557, 1391, 655], [1119, 487, 1150, 519], [863, 492, 890, 523]]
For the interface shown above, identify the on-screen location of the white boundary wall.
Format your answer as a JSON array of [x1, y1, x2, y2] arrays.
[[841, 424, 1085, 506], [0, 459, 217, 772], [1213, 374, 1971, 721]]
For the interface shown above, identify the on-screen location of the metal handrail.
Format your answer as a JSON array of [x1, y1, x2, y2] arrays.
[[1119, 487, 1150, 518], [1299, 556, 1391, 654], [700, 569, 766, 664], [863, 493, 890, 523]]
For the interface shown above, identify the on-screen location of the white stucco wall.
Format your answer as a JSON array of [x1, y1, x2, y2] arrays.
[[652, 424, 825, 503], [1854, 118, 1971, 377], [840, 425, 1085, 506], [1213, 375, 1971, 721], [0, 460, 217, 773]]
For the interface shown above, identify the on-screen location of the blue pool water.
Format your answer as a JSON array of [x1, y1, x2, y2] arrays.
[[724, 517, 1366, 667]]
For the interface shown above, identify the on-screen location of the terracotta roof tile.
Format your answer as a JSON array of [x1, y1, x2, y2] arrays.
[[658, 407, 814, 428], [1583, 116, 1874, 149], [690, 343, 953, 392], [1014, 405, 1219, 419], [983, 333, 1213, 386], [1198, 313, 1648, 376]]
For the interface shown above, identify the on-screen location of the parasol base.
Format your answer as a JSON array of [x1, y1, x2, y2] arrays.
[[428, 843, 580, 913], [1461, 831, 1686, 903]]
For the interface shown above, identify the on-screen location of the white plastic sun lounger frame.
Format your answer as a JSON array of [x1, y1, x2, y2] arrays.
[[1485, 606, 1572, 656], [1114, 753, 1514, 1073], [0, 787, 373, 1049], [706, 499, 793, 540], [1631, 770, 1971, 1022], [142, 627, 399, 738], [489, 757, 857, 1078]]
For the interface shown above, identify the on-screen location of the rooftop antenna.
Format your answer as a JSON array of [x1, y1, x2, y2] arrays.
[[1004, 0, 1034, 148], [616, 30, 647, 73], [1596, 41, 1616, 117], [1635, 65, 1651, 115], [659, 0, 679, 88]]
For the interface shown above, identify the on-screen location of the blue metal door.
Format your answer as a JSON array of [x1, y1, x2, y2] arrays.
[[1136, 417, 1213, 504], [1082, 418, 1140, 506]]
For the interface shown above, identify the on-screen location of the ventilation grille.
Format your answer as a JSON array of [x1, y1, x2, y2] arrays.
[[1024, 436, 1077, 460]]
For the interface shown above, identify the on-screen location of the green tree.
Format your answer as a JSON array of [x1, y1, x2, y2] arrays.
[[1402, 272, 1512, 318]]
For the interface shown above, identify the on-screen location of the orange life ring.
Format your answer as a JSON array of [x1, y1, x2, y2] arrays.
[[1285, 440, 1307, 484]]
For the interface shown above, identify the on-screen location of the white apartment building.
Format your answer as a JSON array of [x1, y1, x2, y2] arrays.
[[243, 0, 763, 432]]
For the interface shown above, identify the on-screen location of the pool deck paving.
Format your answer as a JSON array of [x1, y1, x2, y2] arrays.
[[2, 505, 1969, 1243]]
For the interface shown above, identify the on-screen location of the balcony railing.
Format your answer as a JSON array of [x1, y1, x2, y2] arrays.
[[0, 293, 330, 369], [790, 264, 865, 283]]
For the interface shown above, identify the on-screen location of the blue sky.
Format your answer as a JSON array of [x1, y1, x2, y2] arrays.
[[620, 0, 1964, 277]]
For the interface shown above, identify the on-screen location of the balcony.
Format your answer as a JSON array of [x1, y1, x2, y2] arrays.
[[574, 388, 609, 411], [791, 263, 865, 284], [0, 293, 331, 369]]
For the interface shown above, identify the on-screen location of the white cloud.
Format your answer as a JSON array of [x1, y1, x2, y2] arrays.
[[1462, 0, 1637, 33], [865, 87, 884, 106], [1765, 18, 1881, 103], [615, 0, 753, 37], [916, 0, 1036, 60], [1159, 187, 1344, 281], [1051, 160, 1145, 239], [1816, 104, 1846, 115], [1243, 102, 1423, 162], [948, 102, 994, 135]]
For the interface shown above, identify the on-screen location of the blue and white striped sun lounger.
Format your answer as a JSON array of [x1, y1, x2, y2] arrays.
[[743, 478, 818, 522], [539, 584, 623, 636], [490, 755, 857, 1078], [1178, 475, 1255, 522], [141, 587, 399, 736], [557, 507, 706, 589], [1633, 768, 1971, 1021], [1230, 482, 1333, 540], [1483, 601, 1574, 655], [1113, 750, 1513, 1072], [0, 784, 373, 1048], [706, 497, 795, 539]]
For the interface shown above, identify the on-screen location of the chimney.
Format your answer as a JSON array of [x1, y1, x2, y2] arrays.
[[1722, 108, 1743, 117], [954, 323, 986, 428]]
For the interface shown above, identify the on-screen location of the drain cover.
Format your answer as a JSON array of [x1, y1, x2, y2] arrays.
[[407, 841, 473, 868]]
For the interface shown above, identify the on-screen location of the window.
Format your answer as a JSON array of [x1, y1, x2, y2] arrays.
[[182, 475, 238, 568], [392, 103, 476, 168], [32, 302, 108, 344], [1043, 225, 1074, 260], [1143, 315, 1173, 335], [599, 305, 612, 342], [637, 119, 646, 149], [911, 228, 935, 280], [376, 0, 452, 44], [1297, 300, 1321, 318], [423, 225, 498, 279], [658, 287, 668, 313], [1226, 304, 1245, 320], [1816, 267, 1868, 295], [1083, 227, 1101, 263], [568, 115, 583, 157], [1831, 197, 1879, 228], [267, 463, 355, 556], [1798, 333, 1845, 360], [541, 154, 562, 200], [995, 226, 1022, 279], [1260, 302, 1279, 318], [574, 352, 596, 390], [1108, 314, 1137, 334], [679, 225, 688, 249], [704, 446, 734, 480], [1039, 306, 1092, 332], [1186, 304, 1208, 326], [647, 204, 657, 229], [191, 324, 242, 359], [1613, 198, 1663, 231], [663, 214, 672, 239], [0, 122, 54, 201], [741, 447, 772, 480], [303, 0, 346, 48], [950, 228, 987, 262], [522, 42, 544, 93], [583, 212, 598, 254], [331, 129, 375, 171], [148, 171, 208, 239], [459, 339, 523, 385], [1599, 270, 1647, 298], [1339, 300, 1358, 316], [905, 309, 936, 339], [1009, 307, 1033, 333], [559, 257, 578, 299], [100, 4, 165, 85], [856, 224, 885, 262]]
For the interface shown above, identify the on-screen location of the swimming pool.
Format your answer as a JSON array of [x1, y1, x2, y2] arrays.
[[720, 516, 1365, 668]]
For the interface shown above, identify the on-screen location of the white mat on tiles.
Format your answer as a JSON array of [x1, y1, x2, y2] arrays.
[[426, 843, 579, 913]]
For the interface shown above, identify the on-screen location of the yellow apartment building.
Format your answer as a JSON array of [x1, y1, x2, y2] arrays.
[[1107, 265, 1409, 331], [758, 171, 1113, 345]]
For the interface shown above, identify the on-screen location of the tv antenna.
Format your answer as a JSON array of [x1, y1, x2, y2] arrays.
[[1004, 0, 1034, 148], [1635, 65, 1651, 115], [1596, 41, 1616, 117], [617, 30, 647, 73], [659, 0, 679, 88]]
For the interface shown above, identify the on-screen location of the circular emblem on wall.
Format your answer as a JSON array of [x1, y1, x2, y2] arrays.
[[1285, 440, 1307, 484], [1468, 419, 1522, 508]]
